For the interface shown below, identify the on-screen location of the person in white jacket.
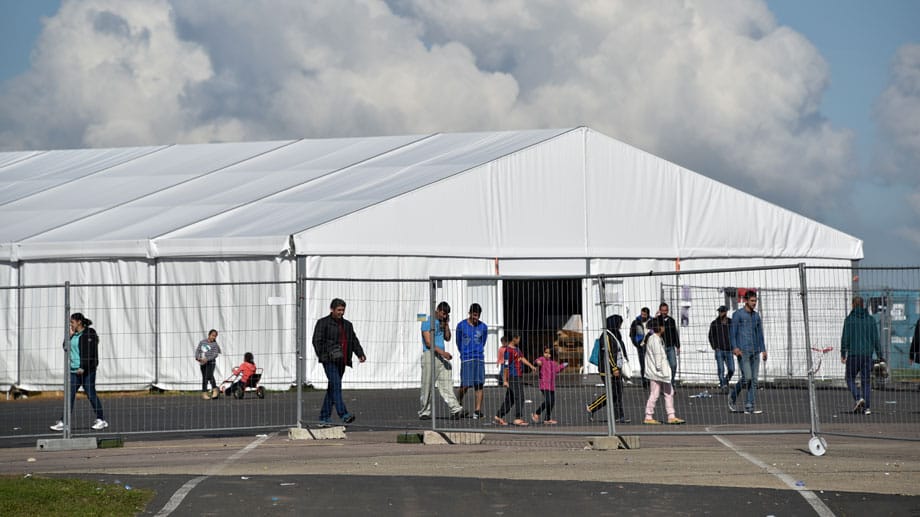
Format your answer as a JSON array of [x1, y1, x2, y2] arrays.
[[643, 317, 685, 425]]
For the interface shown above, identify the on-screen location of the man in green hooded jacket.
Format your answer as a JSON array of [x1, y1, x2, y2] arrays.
[[840, 296, 883, 415]]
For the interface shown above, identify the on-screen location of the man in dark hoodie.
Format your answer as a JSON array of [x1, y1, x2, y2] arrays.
[[841, 296, 883, 415], [629, 307, 651, 388]]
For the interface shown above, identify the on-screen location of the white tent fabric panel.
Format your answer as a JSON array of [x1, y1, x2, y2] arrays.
[[0, 140, 288, 245], [292, 133, 577, 258], [154, 259, 297, 390], [170, 129, 566, 243], [16, 260, 156, 391], [0, 150, 43, 169], [0, 146, 164, 205], [676, 164, 862, 259], [584, 131, 682, 258], [304, 255, 494, 279], [492, 130, 589, 256], [498, 259, 589, 276], [0, 262, 18, 389], [29, 135, 422, 245]]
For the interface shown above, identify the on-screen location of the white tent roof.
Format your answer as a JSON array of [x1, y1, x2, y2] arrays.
[[0, 127, 863, 261]]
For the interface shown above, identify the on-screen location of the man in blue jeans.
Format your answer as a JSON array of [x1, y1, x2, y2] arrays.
[[708, 306, 734, 392], [312, 298, 366, 426], [840, 296, 883, 415], [657, 303, 680, 386], [729, 291, 767, 414]]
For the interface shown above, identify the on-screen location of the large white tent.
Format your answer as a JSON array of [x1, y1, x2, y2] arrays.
[[0, 127, 862, 391]]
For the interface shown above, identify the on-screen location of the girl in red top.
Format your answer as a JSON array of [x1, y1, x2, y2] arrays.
[[494, 334, 536, 426], [230, 352, 257, 395]]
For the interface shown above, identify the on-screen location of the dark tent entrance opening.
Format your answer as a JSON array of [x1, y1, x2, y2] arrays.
[[502, 278, 583, 363]]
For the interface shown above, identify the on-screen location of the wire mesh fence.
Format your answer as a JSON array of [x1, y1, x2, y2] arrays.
[[1, 264, 918, 443]]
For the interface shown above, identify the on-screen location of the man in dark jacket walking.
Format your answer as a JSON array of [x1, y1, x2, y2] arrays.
[[708, 306, 734, 391], [658, 303, 680, 385], [841, 296, 882, 415], [312, 298, 366, 426]]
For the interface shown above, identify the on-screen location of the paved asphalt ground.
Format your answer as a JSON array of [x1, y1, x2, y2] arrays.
[[1, 384, 919, 515], [0, 430, 918, 516]]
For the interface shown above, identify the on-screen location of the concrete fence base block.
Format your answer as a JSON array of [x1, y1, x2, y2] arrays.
[[443, 432, 485, 445], [590, 435, 640, 450], [422, 430, 449, 445], [288, 427, 315, 440], [309, 426, 347, 440], [36, 437, 98, 451]]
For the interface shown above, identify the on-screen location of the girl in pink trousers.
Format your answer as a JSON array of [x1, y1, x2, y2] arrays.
[[643, 317, 685, 425]]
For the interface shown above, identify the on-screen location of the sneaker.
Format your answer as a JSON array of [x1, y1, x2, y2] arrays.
[[91, 419, 108, 430], [615, 417, 631, 424], [472, 410, 484, 420], [853, 398, 865, 413], [419, 414, 432, 420], [667, 417, 685, 425], [49, 421, 64, 431], [728, 394, 737, 412], [743, 409, 763, 415], [343, 413, 355, 424], [449, 411, 464, 420], [864, 408, 872, 415], [201, 392, 211, 400], [318, 419, 333, 427], [642, 418, 661, 425]]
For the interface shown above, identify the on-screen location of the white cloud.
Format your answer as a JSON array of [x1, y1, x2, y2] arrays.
[[875, 44, 920, 185], [873, 44, 920, 258], [0, 0, 859, 219], [0, 0, 215, 148]]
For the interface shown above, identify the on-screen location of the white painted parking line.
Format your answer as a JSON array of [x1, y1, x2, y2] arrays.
[[711, 433, 835, 517], [154, 433, 274, 517]]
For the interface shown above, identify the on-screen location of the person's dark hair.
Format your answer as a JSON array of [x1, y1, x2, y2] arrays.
[[544, 345, 556, 360], [70, 312, 93, 327], [647, 316, 663, 333], [436, 301, 451, 313], [244, 352, 254, 364], [469, 303, 482, 314], [607, 314, 624, 341], [659, 302, 669, 310], [744, 290, 757, 300], [640, 307, 650, 315], [330, 298, 346, 309], [208, 329, 218, 337], [503, 332, 513, 343]]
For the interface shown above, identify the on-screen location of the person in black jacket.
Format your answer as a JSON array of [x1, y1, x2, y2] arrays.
[[586, 315, 630, 423], [658, 303, 681, 385], [312, 298, 366, 426], [629, 307, 651, 388], [910, 319, 920, 365], [708, 306, 734, 391], [50, 313, 107, 431]]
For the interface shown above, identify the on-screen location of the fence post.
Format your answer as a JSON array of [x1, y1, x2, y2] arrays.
[[295, 256, 306, 427], [63, 281, 71, 439], [428, 280, 438, 426], [598, 277, 616, 437], [798, 264, 821, 437], [786, 289, 793, 377], [153, 263, 160, 386]]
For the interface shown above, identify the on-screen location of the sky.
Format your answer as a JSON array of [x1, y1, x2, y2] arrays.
[[0, 0, 918, 265]]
